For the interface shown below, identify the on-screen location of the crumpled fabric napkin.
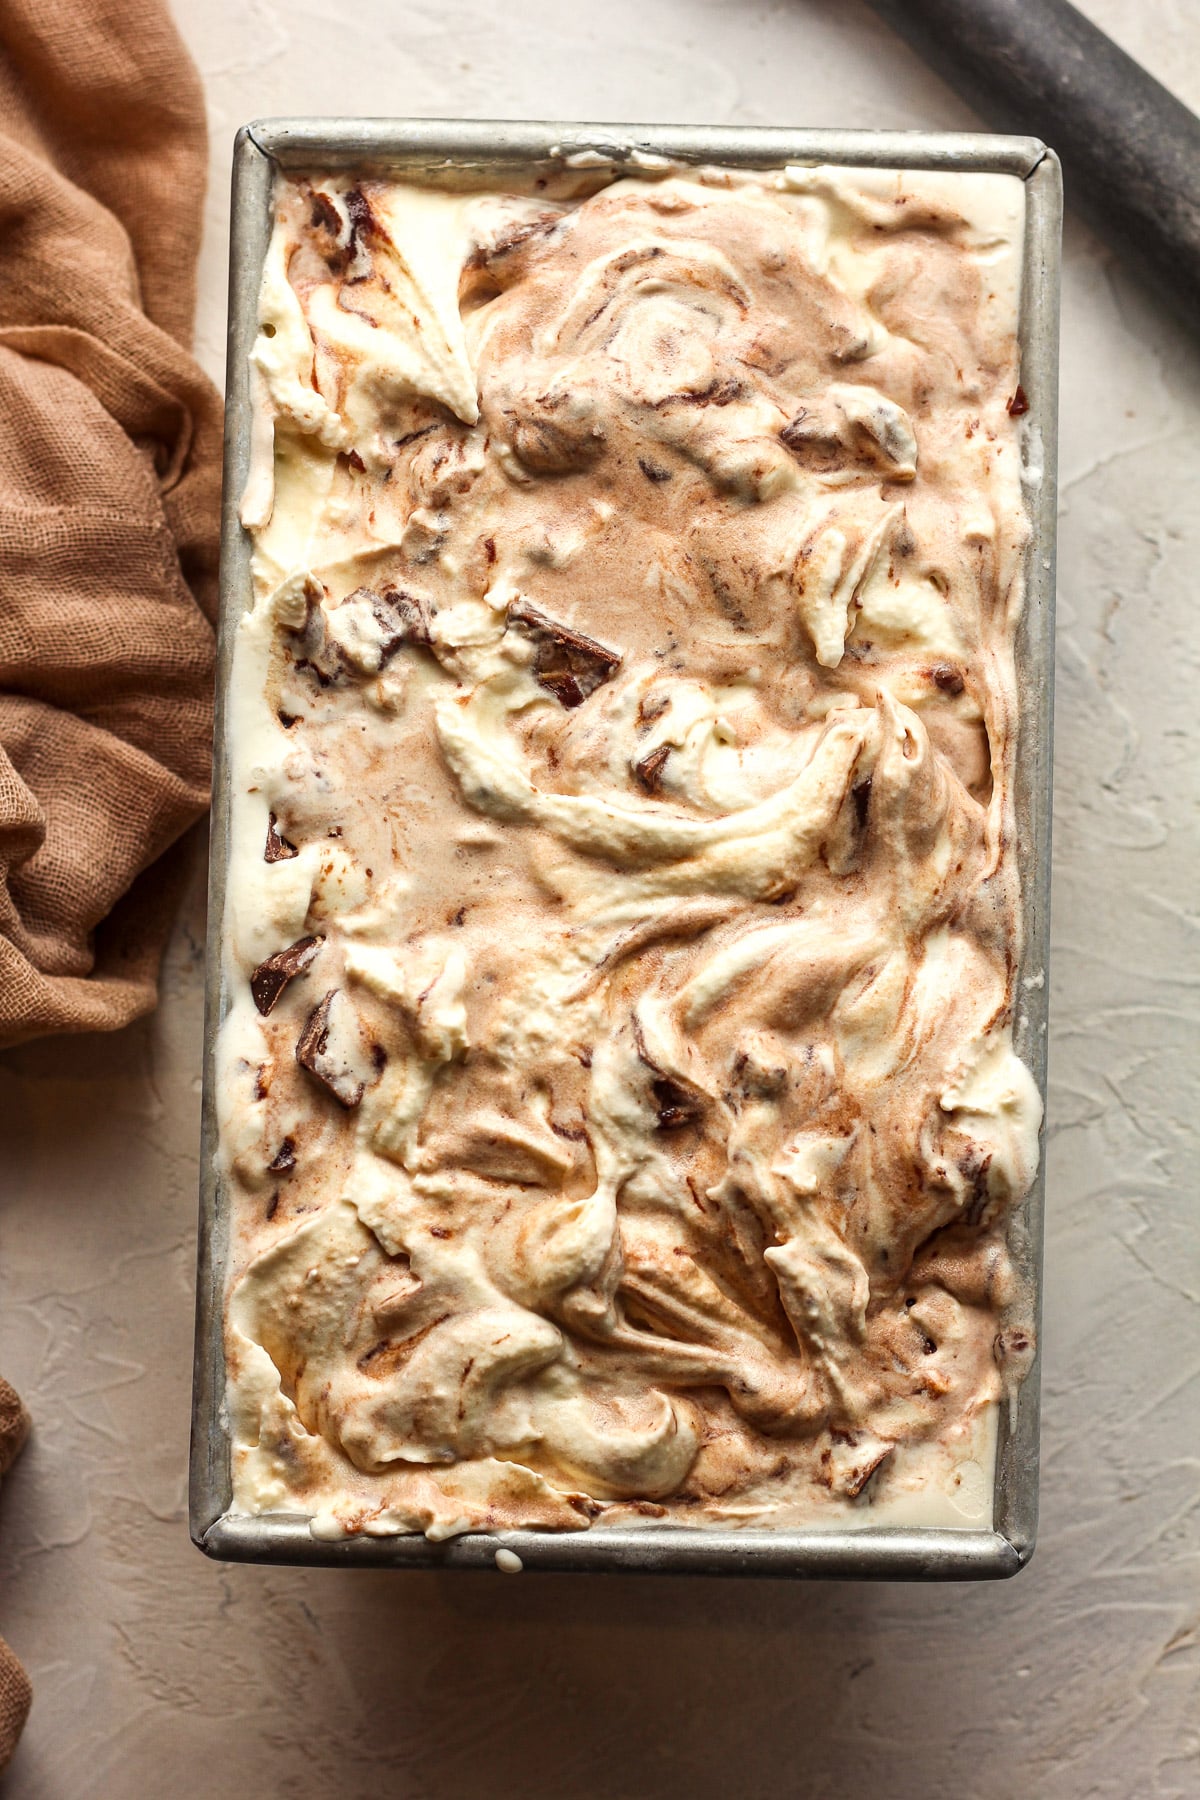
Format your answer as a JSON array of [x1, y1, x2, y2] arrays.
[[0, 0, 221, 1768], [0, 0, 221, 1049], [0, 1379, 31, 1774]]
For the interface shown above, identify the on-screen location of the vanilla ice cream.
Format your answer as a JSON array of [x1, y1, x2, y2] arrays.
[[215, 160, 1042, 1542]]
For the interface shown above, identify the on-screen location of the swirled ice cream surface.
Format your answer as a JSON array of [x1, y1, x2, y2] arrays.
[[219, 161, 1041, 1541]]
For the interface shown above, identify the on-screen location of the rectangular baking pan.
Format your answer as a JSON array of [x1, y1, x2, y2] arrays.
[[191, 118, 1060, 1578]]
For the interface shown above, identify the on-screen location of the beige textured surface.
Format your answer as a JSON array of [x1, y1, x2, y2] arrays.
[[0, 0, 1197, 1794]]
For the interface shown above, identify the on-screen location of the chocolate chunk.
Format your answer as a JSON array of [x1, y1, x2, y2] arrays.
[[264, 812, 299, 863], [852, 777, 872, 829], [293, 656, 335, 689], [634, 744, 670, 793], [780, 408, 821, 452], [638, 457, 672, 484], [539, 670, 584, 707], [337, 585, 431, 666], [250, 935, 324, 1017], [495, 378, 606, 476], [1006, 385, 1030, 417], [838, 1440, 893, 1499], [633, 1017, 705, 1129], [930, 663, 965, 696], [267, 1138, 296, 1175], [507, 599, 622, 707], [652, 1075, 702, 1130], [296, 989, 366, 1108], [309, 190, 342, 237], [506, 407, 606, 475]]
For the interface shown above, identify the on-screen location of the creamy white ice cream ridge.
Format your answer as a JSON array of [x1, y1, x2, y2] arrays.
[[217, 161, 1041, 1541]]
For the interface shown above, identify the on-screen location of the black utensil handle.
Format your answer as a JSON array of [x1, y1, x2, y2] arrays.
[[866, 0, 1200, 321]]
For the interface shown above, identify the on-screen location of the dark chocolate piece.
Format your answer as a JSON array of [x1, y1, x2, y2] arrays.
[[852, 777, 873, 830], [267, 1138, 296, 1175], [634, 744, 671, 793], [632, 1017, 706, 1130], [503, 396, 606, 475], [651, 1075, 702, 1131], [507, 599, 622, 708], [296, 990, 366, 1108], [637, 457, 672, 484], [339, 584, 431, 662], [250, 935, 324, 1017], [264, 812, 299, 863], [930, 664, 966, 696], [840, 1441, 893, 1499]]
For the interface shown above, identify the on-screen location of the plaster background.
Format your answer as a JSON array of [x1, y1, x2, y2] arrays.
[[1, 1, 1198, 1794]]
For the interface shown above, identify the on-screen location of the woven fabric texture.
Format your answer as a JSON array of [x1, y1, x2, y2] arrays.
[[0, 0, 220, 1048]]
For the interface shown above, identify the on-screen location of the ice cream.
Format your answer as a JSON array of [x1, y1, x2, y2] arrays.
[[216, 158, 1042, 1542]]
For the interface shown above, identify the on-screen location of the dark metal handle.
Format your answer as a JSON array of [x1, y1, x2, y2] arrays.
[[865, 0, 1200, 323]]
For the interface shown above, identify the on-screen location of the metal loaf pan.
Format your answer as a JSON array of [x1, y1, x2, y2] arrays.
[[191, 119, 1061, 1579]]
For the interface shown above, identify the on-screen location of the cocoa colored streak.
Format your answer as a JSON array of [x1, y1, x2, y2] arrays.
[[650, 376, 743, 411], [1006, 385, 1030, 416], [309, 190, 341, 236], [264, 812, 299, 863], [959, 1147, 995, 1226], [249, 935, 324, 1017], [357, 1312, 452, 1376], [392, 423, 439, 452], [481, 210, 563, 265], [344, 185, 378, 249]]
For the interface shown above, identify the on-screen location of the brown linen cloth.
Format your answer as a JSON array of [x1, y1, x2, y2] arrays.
[[0, 0, 222, 1771], [0, 0, 221, 1049], [0, 1380, 31, 1774]]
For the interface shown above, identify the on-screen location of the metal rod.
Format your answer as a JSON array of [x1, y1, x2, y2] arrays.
[[865, 0, 1200, 323]]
